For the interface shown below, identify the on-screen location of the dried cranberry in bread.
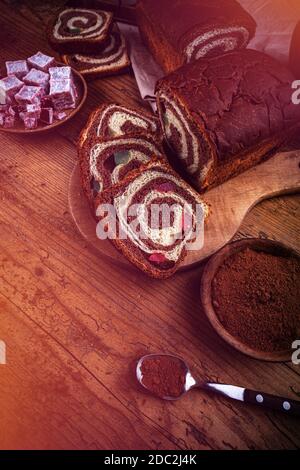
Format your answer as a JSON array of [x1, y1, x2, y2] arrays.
[[47, 8, 113, 54], [156, 49, 300, 192], [136, 0, 256, 73], [61, 27, 130, 79], [95, 161, 208, 279], [79, 134, 165, 206], [79, 103, 162, 149]]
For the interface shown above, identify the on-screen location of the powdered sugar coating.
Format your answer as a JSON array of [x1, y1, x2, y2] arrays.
[[27, 51, 55, 72], [49, 66, 72, 81], [15, 85, 43, 105], [6, 60, 29, 78], [24, 68, 49, 87]]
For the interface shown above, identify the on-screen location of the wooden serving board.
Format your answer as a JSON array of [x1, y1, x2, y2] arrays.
[[69, 150, 300, 271]]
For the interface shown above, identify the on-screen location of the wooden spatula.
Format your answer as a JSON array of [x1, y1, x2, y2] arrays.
[[182, 150, 300, 268]]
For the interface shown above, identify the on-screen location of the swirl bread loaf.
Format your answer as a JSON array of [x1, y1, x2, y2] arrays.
[[156, 49, 300, 192], [48, 8, 113, 53], [136, 0, 256, 73]]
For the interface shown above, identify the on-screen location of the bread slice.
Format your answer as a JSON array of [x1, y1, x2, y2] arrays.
[[61, 27, 130, 79], [79, 134, 165, 208], [48, 8, 113, 54], [95, 161, 208, 279], [78, 103, 162, 149]]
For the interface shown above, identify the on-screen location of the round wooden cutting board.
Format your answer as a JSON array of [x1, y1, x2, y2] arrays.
[[69, 150, 300, 271]]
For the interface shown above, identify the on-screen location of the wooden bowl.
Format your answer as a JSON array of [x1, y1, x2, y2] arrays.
[[0, 65, 87, 134], [200, 238, 299, 362]]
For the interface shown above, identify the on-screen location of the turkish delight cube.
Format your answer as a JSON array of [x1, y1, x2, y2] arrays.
[[23, 116, 38, 129], [54, 110, 67, 120], [19, 105, 41, 121], [7, 105, 16, 117], [6, 60, 29, 79], [50, 79, 76, 110], [3, 115, 15, 128], [0, 75, 23, 104], [23, 68, 49, 89], [41, 95, 52, 107], [49, 66, 72, 81], [27, 51, 55, 72], [40, 107, 53, 125], [15, 85, 43, 105]]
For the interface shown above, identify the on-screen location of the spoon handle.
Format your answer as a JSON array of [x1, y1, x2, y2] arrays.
[[244, 388, 300, 417], [204, 383, 300, 417]]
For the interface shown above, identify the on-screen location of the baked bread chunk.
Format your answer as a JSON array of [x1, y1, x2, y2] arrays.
[[61, 27, 130, 79], [156, 49, 300, 192], [79, 103, 162, 148], [48, 8, 113, 54], [95, 161, 208, 278], [136, 0, 256, 73], [79, 134, 165, 205]]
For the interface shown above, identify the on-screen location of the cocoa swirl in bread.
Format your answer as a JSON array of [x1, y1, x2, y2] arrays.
[[53, 8, 111, 40], [62, 29, 129, 77], [96, 162, 208, 278], [79, 103, 161, 148], [79, 135, 164, 206]]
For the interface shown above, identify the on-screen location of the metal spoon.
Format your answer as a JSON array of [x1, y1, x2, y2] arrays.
[[137, 354, 300, 417]]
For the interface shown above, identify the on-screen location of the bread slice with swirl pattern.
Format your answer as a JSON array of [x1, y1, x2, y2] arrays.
[[95, 161, 208, 279], [48, 8, 113, 54]]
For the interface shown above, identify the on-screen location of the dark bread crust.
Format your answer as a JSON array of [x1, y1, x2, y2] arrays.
[[78, 103, 163, 149], [47, 8, 113, 54], [95, 161, 208, 279], [136, 0, 256, 73], [156, 49, 300, 192]]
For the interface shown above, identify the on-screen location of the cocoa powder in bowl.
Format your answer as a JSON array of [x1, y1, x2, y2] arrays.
[[212, 247, 300, 352]]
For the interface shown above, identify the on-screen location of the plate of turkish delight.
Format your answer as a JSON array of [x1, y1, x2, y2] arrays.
[[0, 51, 87, 133]]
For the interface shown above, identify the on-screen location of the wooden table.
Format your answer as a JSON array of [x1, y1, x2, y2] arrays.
[[0, 0, 299, 450]]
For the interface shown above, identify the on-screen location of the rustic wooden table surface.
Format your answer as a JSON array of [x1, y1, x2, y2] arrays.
[[0, 0, 299, 450]]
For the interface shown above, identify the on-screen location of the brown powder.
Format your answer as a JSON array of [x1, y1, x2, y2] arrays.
[[140, 355, 187, 398], [212, 248, 300, 352]]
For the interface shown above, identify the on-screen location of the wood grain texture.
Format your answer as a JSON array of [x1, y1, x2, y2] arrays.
[[0, 0, 300, 450]]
